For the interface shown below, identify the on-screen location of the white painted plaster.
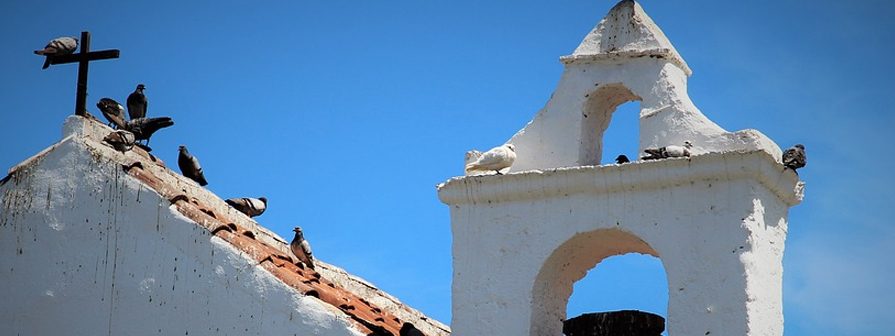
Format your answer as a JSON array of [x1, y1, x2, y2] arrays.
[[503, 0, 782, 173], [439, 152, 802, 336], [0, 134, 364, 335], [440, 4, 803, 334]]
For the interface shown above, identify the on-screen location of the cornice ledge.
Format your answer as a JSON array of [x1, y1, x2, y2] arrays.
[[437, 150, 802, 207]]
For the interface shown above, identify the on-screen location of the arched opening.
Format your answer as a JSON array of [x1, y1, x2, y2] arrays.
[[566, 253, 668, 335], [530, 229, 668, 336], [579, 84, 642, 166]]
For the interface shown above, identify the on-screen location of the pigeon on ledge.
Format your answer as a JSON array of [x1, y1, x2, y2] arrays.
[[177, 145, 208, 186], [126, 117, 173, 145], [615, 154, 630, 164], [642, 141, 692, 160], [400, 322, 426, 336], [127, 84, 148, 120], [96, 98, 127, 129], [225, 197, 267, 218], [782, 144, 806, 173], [102, 130, 136, 152], [465, 144, 516, 175], [290, 227, 315, 270], [34, 36, 78, 69]]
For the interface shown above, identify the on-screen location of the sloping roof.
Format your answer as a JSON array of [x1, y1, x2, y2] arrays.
[[6, 114, 450, 336]]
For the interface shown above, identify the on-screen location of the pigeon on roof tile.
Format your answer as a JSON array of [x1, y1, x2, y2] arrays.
[[399, 322, 426, 336], [782, 144, 806, 173], [126, 84, 147, 120], [290, 226, 315, 270], [34, 36, 78, 69], [126, 116, 173, 145], [177, 145, 208, 186], [642, 141, 692, 160], [96, 98, 127, 129], [615, 154, 630, 164], [102, 130, 136, 152], [465, 144, 516, 175], [225, 197, 267, 217]]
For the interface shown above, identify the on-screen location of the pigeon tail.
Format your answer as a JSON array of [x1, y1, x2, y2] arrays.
[[41, 57, 50, 69]]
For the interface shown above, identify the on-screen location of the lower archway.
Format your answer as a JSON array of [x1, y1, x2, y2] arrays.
[[530, 229, 669, 336]]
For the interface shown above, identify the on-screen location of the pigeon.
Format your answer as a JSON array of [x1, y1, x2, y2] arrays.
[[102, 130, 136, 152], [225, 197, 267, 217], [465, 144, 516, 175], [615, 154, 630, 164], [34, 36, 78, 69], [127, 84, 148, 120], [126, 117, 173, 144], [96, 98, 127, 129], [399, 322, 426, 336], [177, 145, 208, 186], [290, 226, 315, 270], [782, 144, 806, 173], [642, 141, 692, 160]]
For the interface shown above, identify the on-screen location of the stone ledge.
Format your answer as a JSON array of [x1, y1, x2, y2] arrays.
[[437, 150, 803, 206], [560, 49, 692, 76]]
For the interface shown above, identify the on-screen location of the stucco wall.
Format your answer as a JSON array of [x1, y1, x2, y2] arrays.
[[439, 152, 803, 336], [0, 138, 364, 336]]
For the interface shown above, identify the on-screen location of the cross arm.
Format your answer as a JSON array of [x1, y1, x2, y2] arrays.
[[48, 49, 120, 65]]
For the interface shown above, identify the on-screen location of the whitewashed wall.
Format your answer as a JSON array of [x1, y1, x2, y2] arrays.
[[439, 152, 803, 336], [0, 138, 364, 336]]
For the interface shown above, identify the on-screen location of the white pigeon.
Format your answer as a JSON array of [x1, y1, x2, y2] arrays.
[[465, 144, 516, 175], [642, 141, 692, 160]]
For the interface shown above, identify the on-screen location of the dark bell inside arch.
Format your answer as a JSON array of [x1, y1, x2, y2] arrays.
[[563, 310, 665, 336]]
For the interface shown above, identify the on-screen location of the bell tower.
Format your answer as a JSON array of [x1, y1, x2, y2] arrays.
[[438, 1, 804, 335]]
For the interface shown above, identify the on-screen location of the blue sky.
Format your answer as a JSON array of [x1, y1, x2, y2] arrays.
[[1, 1, 893, 334]]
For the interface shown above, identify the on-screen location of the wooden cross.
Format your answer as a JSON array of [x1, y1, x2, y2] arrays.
[[45, 31, 120, 116]]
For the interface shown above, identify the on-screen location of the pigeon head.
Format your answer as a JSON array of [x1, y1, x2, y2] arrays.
[[293, 226, 303, 233], [794, 144, 805, 150], [505, 144, 516, 152], [136, 84, 146, 91], [683, 141, 693, 148], [258, 197, 268, 205], [178, 145, 186, 151]]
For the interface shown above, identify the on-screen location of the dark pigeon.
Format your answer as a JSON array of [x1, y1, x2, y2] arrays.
[[126, 117, 173, 144], [102, 130, 136, 152], [225, 197, 267, 218], [290, 227, 315, 270], [615, 154, 630, 164], [177, 145, 208, 186], [642, 141, 692, 160], [400, 322, 426, 336], [35, 36, 78, 69], [127, 84, 148, 120], [782, 144, 806, 173], [96, 98, 127, 129]]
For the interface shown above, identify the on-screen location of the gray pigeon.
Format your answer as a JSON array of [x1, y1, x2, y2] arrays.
[[126, 84, 147, 120], [400, 322, 426, 336], [290, 226, 315, 270], [97, 98, 127, 129], [782, 144, 806, 173], [126, 117, 173, 144], [615, 154, 630, 164], [642, 141, 692, 160], [34, 36, 78, 69], [102, 130, 136, 152], [177, 145, 208, 186], [225, 197, 267, 217]]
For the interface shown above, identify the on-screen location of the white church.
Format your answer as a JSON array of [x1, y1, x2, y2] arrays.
[[0, 1, 802, 335]]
